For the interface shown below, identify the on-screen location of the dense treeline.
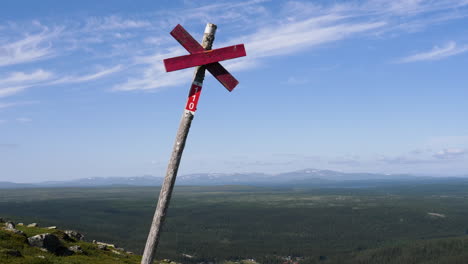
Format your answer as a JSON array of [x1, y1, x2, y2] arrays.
[[1, 184, 468, 263]]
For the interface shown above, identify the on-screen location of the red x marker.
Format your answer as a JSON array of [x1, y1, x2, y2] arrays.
[[164, 24, 246, 92], [142, 23, 246, 264]]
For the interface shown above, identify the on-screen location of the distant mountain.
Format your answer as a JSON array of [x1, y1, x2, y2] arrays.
[[0, 169, 465, 189], [38, 175, 163, 187], [0, 182, 36, 189]]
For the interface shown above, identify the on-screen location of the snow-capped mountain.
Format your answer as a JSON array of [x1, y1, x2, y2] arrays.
[[0, 168, 440, 189]]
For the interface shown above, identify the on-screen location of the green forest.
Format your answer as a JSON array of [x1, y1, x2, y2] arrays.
[[2, 183, 468, 263]]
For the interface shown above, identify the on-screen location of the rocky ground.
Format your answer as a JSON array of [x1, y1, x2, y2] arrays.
[[0, 217, 178, 264]]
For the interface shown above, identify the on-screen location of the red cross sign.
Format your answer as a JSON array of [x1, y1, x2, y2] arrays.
[[142, 23, 246, 264], [163, 24, 246, 112]]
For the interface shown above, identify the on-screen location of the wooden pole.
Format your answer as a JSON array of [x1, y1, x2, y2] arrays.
[[141, 23, 217, 264]]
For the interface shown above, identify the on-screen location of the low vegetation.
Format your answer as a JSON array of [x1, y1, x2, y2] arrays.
[[0, 222, 175, 264], [2, 182, 468, 263]]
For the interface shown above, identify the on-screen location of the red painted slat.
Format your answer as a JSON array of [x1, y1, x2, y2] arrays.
[[168, 24, 243, 91], [206, 63, 238, 92], [170, 24, 205, 53], [164, 44, 246, 72]]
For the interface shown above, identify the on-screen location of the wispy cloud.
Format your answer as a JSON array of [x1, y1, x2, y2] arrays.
[[0, 101, 38, 109], [378, 147, 467, 165], [2, 69, 53, 83], [384, 0, 468, 15], [112, 0, 468, 93], [433, 148, 466, 159], [16, 117, 32, 123], [397, 41, 468, 63], [0, 69, 53, 98], [52, 65, 123, 84], [0, 86, 31, 98], [0, 65, 122, 98], [3, 0, 468, 96], [243, 16, 385, 58], [114, 11, 385, 92], [428, 135, 468, 147], [155, 0, 270, 29], [85, 15, 151, 31], [378, 155, 431, 165], [285, 76, 309, 85], [112, 47, 192, 91], [329, 155, 361, 165], [0, 29, 59, 67]]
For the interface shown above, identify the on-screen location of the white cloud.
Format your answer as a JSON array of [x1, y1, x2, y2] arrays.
[[0, 29, 59, 67], [2, 0, 468, 96], [428, 135, 468, 147], [433, 148, 466, 159], [2, 69, 53, 84], [0, 86, 30, 98], [85, 15, 151, 31], [113, 11, 385, 92], [0, 65, 122, 98], [156, 0, 270, 28], [52, 65, 123, 84], [0, 101, 38, 109], [0, 70, 53, 98], [113, 0, 468, 93], [377, 147, 467, 165], [112, 47, 193, 91], [378, 155, 431, 165], [285, 76, 309, 85], [397, 41, 468, 63], [113, 65, 193, 92], [243, 16, 386, 58], [16, 117, 32, 123]]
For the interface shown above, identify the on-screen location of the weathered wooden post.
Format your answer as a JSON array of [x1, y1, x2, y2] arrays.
[[141, 23, 246, 264]]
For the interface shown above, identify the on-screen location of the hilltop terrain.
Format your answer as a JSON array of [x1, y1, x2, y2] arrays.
[[0, 219, 173, 264]]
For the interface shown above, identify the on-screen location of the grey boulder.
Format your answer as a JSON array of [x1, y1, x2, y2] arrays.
[[64, 230, 84, 241], [27, 233, 73, 256], [68, 245, 83, 253], [5, 221, 15, 230]]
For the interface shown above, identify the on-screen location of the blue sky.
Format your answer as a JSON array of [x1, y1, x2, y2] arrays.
[[1, 0, 468, 182]]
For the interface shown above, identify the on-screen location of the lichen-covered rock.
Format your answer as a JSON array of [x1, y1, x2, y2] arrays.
[[96, 241, 115, 248], [64, 230, 84, 241], [28, 234, 61, 251], [27, 233, 73, 256], [97, 244, 107, 250], [5, 221, 15, 229], [3, 221, 24, 235], [68, 245, 83, 253]]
